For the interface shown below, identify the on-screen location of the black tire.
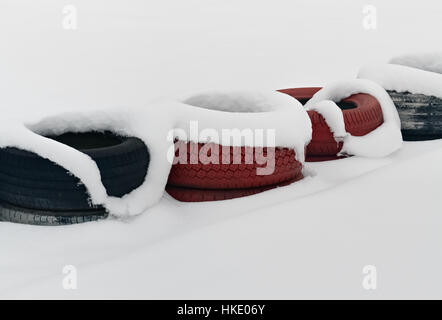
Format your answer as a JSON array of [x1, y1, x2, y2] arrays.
[[0, 131, 149, 214], [388, 91, 442, 141], [0, 201, 108, 226]]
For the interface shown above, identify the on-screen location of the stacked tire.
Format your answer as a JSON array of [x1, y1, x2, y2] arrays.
[[0, 131, 149, 226]]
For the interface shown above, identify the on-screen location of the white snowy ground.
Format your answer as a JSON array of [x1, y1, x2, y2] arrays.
[[1, 0, 442, 299]]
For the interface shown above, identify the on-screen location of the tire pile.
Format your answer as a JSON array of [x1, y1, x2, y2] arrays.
[[0, 87, 439, 225]]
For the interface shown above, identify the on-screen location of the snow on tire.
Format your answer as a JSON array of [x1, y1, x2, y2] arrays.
[[278, 87, 384, 160], [0, 131, 149, 225], [387, 91, 442, 141]]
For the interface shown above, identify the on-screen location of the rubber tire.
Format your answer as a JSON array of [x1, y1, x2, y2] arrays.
[[0, 201, 108, 226], [305, 155, 348, 162], [388, 91, 442, 141], [0, 131, 149, 212], [278, 87, 384, 158], [167, 143, 302, 189], [166, 172, 303, 202]]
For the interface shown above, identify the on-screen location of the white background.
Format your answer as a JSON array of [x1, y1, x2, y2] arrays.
[[0, 0, 441, 299]]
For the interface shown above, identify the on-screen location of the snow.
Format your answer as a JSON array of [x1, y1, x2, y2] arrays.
[[184, 91, 292, 113], [358, 64, 442, 99], [305, 79, 403, 157], [390, 52, 442, 74], [1, 0, 442, 299], [305, 100, 347, 142], [173, 90, 311, 151]]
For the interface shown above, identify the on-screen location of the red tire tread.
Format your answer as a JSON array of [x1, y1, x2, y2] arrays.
[[167, 143, 302, 189]]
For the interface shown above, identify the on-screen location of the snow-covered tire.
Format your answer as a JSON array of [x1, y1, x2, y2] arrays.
[[387, 91, 442, 141], [0, 131, 149, 215], [278, 87, 384, 159], [166, 142, 303, 201], [0, 201, 108, 226], [166, 172, 303, 202]]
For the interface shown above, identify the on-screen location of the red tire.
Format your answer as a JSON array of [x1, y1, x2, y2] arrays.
[[166, 142, 303, 202], [166, 173, 303, 202], [278, 87, 384, 158]]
